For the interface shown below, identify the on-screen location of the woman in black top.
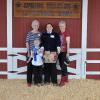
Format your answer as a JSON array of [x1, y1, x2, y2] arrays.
[[41, 23, 61, 85]]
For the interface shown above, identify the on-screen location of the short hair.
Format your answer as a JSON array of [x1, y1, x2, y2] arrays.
[[31, 20, 40, 28], [46, 23, 53, 27], [59, 20, 66, 26]]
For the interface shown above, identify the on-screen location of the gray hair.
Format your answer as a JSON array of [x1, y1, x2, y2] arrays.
[[31, 20, 40, 28], [59, 20, 66, 26]]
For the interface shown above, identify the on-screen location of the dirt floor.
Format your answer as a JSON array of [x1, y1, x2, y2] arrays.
[[0, 79, 100, 100]]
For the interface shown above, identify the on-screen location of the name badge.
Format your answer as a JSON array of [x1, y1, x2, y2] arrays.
[[38, 34, 40, 36], [50, 35, 55, 38]]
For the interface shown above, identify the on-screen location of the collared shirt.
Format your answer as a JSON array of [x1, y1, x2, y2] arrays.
[[41, 32, 61, 52]]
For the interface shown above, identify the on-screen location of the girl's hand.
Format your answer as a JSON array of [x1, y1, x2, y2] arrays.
[[39, 47, 44, 54], [27, 60, 30, 63]]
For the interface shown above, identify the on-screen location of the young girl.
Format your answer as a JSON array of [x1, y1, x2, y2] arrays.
[[41, 23, 61, 85], [27, 37, 44, 86]]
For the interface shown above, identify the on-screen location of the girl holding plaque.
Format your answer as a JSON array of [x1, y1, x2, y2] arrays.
[[41, 23, 61, 85]]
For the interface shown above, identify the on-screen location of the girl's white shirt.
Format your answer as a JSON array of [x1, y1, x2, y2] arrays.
[[31, 46, 44, 66]]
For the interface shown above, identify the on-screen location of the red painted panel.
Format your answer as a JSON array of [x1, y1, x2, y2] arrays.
[[0, 0, 7, 79], [87, 52, 100, 60], [0, 51, 7, 59], [17, 59, 26, 68], [86, 0, 100, 79], [86, 64, 100, 71], [87, 0, 100, 48], [86, 75, 100, 79], [0, 75, 7, 79], [70, 61, 76, 69], [0, 0, 7, 47], [0, 63, 7, 71]]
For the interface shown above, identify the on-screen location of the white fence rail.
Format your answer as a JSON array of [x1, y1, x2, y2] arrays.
[[0, 48, 100, 79]]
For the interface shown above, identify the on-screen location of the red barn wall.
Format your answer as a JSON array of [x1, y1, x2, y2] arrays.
[[0, 0, 7, 78], [0, 0, 7, 47], [87, 0, 100, 79], [12, 0, 82, 77]]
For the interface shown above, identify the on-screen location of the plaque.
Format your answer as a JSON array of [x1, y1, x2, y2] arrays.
[[14, 0, 81, 18]]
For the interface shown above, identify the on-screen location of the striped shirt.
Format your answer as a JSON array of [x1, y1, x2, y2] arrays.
[[26, 31, 41, 52]]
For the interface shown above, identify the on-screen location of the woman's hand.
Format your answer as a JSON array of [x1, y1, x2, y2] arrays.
[[66, 53, 69, 58], [57, 47, 61, 54]]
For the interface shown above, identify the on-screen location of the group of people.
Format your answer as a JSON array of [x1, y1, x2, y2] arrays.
[[26, 20, 70, 87]]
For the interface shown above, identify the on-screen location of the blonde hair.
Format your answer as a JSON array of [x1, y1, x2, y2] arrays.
[[31, 20, 40, 28]]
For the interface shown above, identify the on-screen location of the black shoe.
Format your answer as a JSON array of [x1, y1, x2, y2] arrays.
[[44, 82, 50, 85]]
